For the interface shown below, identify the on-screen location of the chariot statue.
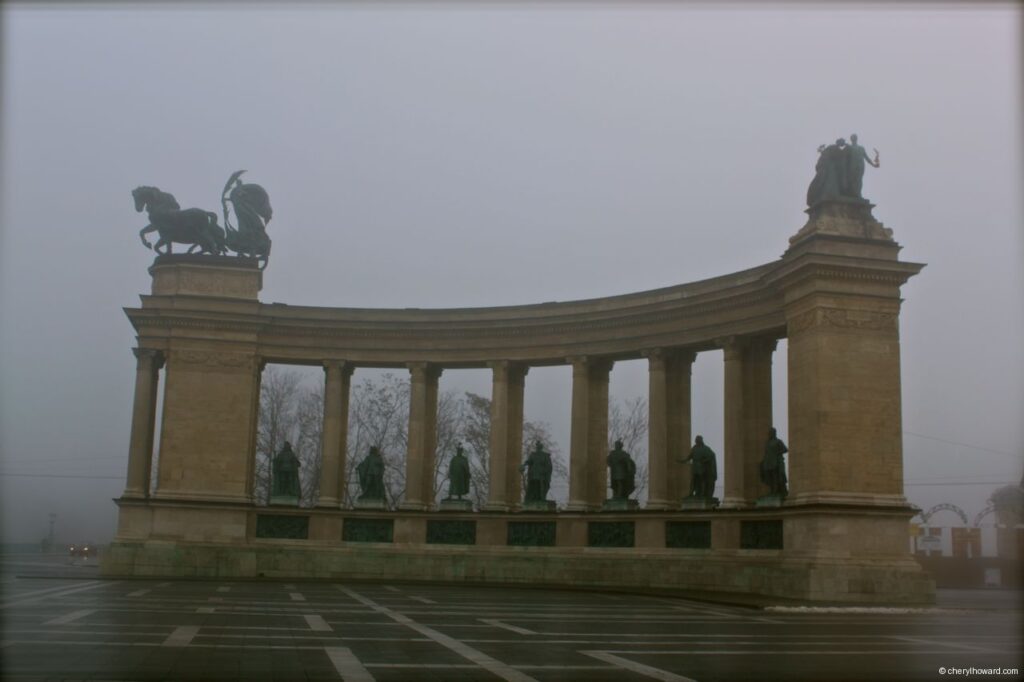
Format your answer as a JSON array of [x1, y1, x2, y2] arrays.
[[134, 170, 274, 269]]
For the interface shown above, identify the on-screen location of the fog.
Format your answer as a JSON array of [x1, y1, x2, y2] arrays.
[[1, 4, 1021, 545]]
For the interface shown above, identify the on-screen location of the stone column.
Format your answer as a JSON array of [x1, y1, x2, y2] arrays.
[[647, 349, 696, 509], [486, 361, 528, 511], [588, 360, 612, 507], [123, 348, 164, 498], [742, 338, 776, 502], [318, 360, 353, 508], [566, 357, 592, 511], [667, 351, 696, 504], [401, 362, 442, 511], [721, 337, 747, 507]]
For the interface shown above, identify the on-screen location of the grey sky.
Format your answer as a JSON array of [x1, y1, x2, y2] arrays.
[[1, 4, 1021, 544]]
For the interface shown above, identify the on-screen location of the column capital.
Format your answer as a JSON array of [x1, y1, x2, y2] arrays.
[[323, 359, 355, 377], [716, 336, 748, 359], [487, 360, 530, 376], [132, 348, 165, 369], [407, 362, 443, 381]]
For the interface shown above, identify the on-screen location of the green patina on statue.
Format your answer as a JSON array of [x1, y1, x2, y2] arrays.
[[806, 133, 880, 206], [679, 435, 718, 500], [760, 427, 789, 498], [271, 441, 301, 500], [446, 443, 471, 501], [607, 439, 636, 500], [134, 170, 273, 268], [356, 446, 386, 501], [520, 440, 553, 503]]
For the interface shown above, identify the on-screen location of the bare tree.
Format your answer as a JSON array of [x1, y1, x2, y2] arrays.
[[255, 367, 324, 507], [608, 396, 649, 503], [346, 373, 409, 509], [460, 393, 492, 509]]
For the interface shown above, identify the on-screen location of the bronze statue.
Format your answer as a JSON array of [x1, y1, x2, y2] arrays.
[[807, 134, 880, 206], [843, 133, 880, 199], [271, 441, 301, 498], [606, 439, 636, 500], [356, 446, 385, 501], [678, 435, 718, 499], [520, 440, 553, 503], [759, 427, 789, 498], [222, 170, 273, 268], [134, 186, 225, 255], [446, 443, 471, 500]]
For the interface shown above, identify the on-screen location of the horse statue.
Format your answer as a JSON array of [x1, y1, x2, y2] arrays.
[[222, 170, 273, 269], [134, 186, 226, 255]]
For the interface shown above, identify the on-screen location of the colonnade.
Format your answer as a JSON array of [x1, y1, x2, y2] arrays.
[[122, 337, 783, 511]]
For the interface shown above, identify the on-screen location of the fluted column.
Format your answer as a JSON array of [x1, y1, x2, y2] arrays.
[[588, 360, 612, 506], [318, 360, 353, 508], [721, 337, 747, 507], [667, 351, 696, 504], [646, 349, 696, 509], [123, 348, 163, 498], [566, 358, 592, 511], [486, 361, 528, 511], [566, 356, 612, 511], [401, 362, 442, 511], [743, 338, 776, 502]]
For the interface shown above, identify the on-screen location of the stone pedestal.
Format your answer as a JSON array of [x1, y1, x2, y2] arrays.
[[269, 495, 299, 507], [354, 498, 387, 510], [601, 498, 639, 512], [756, 495, 784, 508], [680, 497, 720, 510], [521, 500, 557, 512], [440, 499, 473, 512]]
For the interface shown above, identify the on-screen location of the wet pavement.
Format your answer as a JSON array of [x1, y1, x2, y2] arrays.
[[1, 553, 1021, 681]]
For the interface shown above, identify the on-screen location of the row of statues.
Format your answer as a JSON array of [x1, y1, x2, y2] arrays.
[[271, 427, 789, 507]]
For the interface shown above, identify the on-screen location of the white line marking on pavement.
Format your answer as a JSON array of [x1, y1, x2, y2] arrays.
[[290, 592, 306, 602], [480, 619, 536, 635], [127, 589, 150, 598], [284, 583, 297, 590], [583, 651, 696, 682], [339, 587, 538, 682], [217, 586, 231, 593], [384, 586, 401, 593], [326, 646, 375, 681], [1, 581, 110, 608], [161, 625, 200, 647], [891, 635, 996, 653], [43, 609, 95, 625], [156, 582, 171, 588], [409, 596, 436, 604], [305, 615, 332, 631], [196, 607, 215, 614]]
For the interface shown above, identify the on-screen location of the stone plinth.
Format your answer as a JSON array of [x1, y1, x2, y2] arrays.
[[601, 498, 639, 511], [354, 498, 386, 510], [440, 499, 473, 512], [756, 495, 784, 508], [521, 501, 557, 512], [680, 497, 720, 510], [269, 495, 299, 507], [149, 254, 262, 299]]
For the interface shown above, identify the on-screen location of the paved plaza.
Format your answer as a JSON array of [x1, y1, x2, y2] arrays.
[[1, 555, 1021, 682]]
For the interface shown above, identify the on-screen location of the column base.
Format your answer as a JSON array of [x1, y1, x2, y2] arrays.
[[398, 502, 429, 512], [484, 502, 514, 513]]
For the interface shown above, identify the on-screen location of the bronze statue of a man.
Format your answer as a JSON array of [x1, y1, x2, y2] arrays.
[[520, 440, 553, 503], [678, 435, 718, 499], [356, 446, 385, 501], [271, 441, 301, 499], [607, 439, 637, 500], [446, 443, 471, 500], [759, 427, 789, 498]]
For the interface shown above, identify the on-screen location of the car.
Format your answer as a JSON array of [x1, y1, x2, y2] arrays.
[[68, 543, 97, 559]]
